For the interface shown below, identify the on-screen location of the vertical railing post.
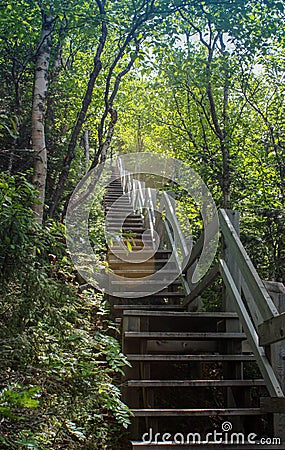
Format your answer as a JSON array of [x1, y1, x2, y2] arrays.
[[265, 282, 285, 442], [222, 210, 243, 428], [223, 210, 241, 308]]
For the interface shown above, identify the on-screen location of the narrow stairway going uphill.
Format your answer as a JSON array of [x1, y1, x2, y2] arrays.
[[103, 156, 285, 449]]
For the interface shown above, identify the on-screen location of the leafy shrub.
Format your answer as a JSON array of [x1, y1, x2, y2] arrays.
[[0, 172, 130, 449]]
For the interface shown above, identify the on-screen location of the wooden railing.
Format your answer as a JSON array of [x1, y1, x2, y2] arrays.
[[217, 219, 281, 394], [116, 159, 285, 404], [117, 157, 192, 280], [117, 157, 157, 249]]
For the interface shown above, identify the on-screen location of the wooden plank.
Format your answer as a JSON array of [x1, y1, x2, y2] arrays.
[[123, 310, 238, 318], [131, 408, 263, 416], [128, 380, 265, 388], [113, 305, 184, 311], [113, 269, 176, 274], [182, 263, 219, 308], [241, 275, 264, 326], [161, 192, 189, 260], [223, 209, 241, 297], [260, 397, 285, 413], [162, 228, 190, 299], [125, 332, 246, 340], [112, 291, 183, 298], [127, 354, 255, 362], [147, 340, 218, 353], [221, 213, 243, 430], [219, 209, 279, 322], [219, 258, 283, 398], [111, 279, 181, 285], [268, 290, 285, 440], [259, 312, 285, 345]]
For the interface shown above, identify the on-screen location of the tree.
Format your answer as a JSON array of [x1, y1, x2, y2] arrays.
[[32, 9, 54, 222], [48, 0, 187, 217]]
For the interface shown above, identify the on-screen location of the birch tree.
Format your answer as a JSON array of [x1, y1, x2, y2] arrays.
[[32, 10, 54, 222]]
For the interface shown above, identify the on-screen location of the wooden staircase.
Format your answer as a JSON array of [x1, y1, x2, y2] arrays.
[[104, 165, 284, 448]]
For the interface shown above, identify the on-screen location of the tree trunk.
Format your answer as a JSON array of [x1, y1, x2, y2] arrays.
[[83, 129, 90, 173], [91, 109, 118, 169], [32, 13, 53, 223], [48, 16, 108, 218], [90, 42, 139, 170], [221, 61, 231, 209]]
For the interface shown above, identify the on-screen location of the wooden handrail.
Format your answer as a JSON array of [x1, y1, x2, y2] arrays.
[[219, 209, 279, 323], [160, 192, 190, 261], [116, 163, 285, 355], [219, 259, 283, 398]]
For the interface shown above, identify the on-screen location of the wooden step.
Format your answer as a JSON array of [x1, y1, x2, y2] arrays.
[[123, 311, 238, 318], [113, 305, 184, 311], [107, 224, 145, 229], [104, 202, 131, 207], [104, 203, 131, 207], [112, 271, 178, 277], [105, 206, 135, 211], [108, 258, 174, 264], [104, 196, 128, 199], [147, 340, 218, 353], [106, 217, 143, 221], [109, 245, 157, 251], [107, 221, 144, 226], [110, 236, 153, 241], [104, 194, 126, 198], [126, 354, 256, 362], [109, 234, 150, 240], [104, 193, 124, 197], [106, 213, 143, 218], [112, 291, 184, 298], [107, 228, 146, 233], [111, 280, 181, 286], [124, 332, 246, 340], [131, 407, 264, 416], [128, 379, 265, 388], [105, 188, 123, 191], [110, 248, 171, 258], [109, 238, 155, 244], [105, 209, 137, 214], [109, 235, 151, 241]]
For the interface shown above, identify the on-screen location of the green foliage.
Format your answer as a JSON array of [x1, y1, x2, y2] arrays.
[[0, 173, 130, 449], [0, 172, 39, 279], [115, 3, 285, 281]]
